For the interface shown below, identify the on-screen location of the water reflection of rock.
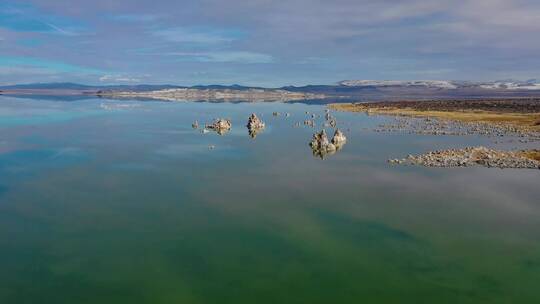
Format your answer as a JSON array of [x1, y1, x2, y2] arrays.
[[246, 113, 265, 138], [309, 129, 347, 159], [324, 111, 337, 128], [205, 118, 232, 135]]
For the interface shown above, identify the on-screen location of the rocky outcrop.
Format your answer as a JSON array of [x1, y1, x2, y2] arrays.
[[332, 129, 347, 145], [309, 129, 347, 159], [324, 110, 337, 127], [247, 114, 265, 130], [325, 112, 331, 121], [246, 114, 265, 138], [304, 120, 315, 127], [310, 129, 335, 151], [205, 118, 232, 135]]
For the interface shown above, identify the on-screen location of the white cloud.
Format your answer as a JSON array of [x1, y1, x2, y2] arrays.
[[151, 27, 242, 44], [165, 51, 273, 64], [44, 22, 78, 36], [111, 14, 158, 22], [220, 0, 540, 54], [0, 66, 57, 75], [455, 0, 540, 30]]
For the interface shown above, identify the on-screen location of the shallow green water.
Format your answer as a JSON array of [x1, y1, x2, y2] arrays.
[[0, 96, 539, 303]]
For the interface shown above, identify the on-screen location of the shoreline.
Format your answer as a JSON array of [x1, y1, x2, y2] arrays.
[[329, 99, 540, 169], [96, 88, 325, 102], [329, 99, 540, 132]]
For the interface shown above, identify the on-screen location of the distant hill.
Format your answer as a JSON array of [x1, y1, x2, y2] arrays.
[[2, 81, 540, 102], [0, 82, 270, 92], [3, 80, 540, 92]]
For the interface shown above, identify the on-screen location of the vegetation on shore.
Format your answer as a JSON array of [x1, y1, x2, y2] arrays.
[[329, 99, 540, 131], [519, 149, 540, 161]]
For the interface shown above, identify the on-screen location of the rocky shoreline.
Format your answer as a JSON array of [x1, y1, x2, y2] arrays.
[[389, 147, 540, 169], [330, 99, 540, 169], [309, 129, 347, 159], [330, 99, 540, 136], [373, 116, 540, 143]]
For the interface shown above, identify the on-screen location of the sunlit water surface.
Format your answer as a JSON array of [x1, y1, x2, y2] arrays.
[[0, 96, 539, 303]]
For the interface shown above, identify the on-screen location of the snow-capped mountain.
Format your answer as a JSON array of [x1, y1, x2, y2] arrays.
[[338, 80, 458, 89], [338, 80, 540, 90], [477, 80, 540, 90]]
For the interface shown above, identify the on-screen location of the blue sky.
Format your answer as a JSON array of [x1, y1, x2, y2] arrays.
[[0, 0, 539, 86]]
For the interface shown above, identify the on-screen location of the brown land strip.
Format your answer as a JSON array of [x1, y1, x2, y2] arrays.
[[329, 99, 540, 131], [519, 150, 540, 161]]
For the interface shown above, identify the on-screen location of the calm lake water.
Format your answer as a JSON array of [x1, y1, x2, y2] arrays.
[[1, 96, 539, 303]]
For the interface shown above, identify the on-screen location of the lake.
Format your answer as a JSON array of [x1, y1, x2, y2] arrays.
[[1, 95, 539, 303]]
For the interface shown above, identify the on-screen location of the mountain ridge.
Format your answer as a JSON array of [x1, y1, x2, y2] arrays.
[[3, 79, 540, 92]]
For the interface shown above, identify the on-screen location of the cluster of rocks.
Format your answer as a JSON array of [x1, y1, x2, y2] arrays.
[[389, 146, 540, 169], [297, 109, 339, 129], [192, 109, 351, 157], [324, 110, 337, 128], [374, 117, 540, 142], [309, 129, 347, 159], [374, 118, 467, 135], [205, 118, 232, 135], [304, 120, 315, 127], [246, 113, 265, 138], [194, 114, 268, 137]]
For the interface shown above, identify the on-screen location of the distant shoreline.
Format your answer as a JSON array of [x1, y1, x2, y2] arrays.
[[3, 80, 540, 103], [95, 88, 325, 102]]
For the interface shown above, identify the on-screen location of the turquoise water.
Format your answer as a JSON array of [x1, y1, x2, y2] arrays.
[[0, 96, 539, 303]]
